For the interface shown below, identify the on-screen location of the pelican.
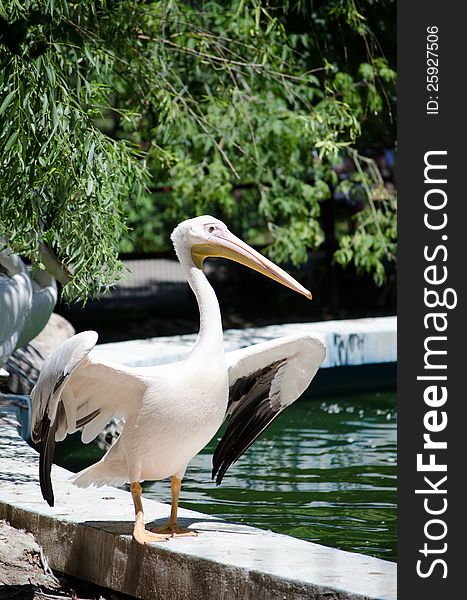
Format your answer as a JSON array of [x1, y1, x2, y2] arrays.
[[31, 216, 326, 544], [0, 243, 57, 369]]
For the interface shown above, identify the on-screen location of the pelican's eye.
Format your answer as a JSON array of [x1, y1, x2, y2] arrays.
[[206, 224, 217, 234]]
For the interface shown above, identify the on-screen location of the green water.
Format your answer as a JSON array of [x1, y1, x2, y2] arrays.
[[55, 391, 397, 562]]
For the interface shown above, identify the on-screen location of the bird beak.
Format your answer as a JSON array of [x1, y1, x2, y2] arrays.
[[191, 231, 312, 300]]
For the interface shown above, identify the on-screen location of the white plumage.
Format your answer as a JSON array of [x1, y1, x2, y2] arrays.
[[1, 244, 57, 369], [31, 216, 325, 544]]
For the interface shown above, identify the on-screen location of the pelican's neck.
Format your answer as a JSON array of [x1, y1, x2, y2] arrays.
[[177, 247, 223, 354]]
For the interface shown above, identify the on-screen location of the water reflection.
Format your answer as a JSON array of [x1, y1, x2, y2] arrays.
[[145, 391, 397, 561]]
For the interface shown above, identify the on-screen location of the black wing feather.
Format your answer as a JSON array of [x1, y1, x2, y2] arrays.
[[212, 359, 285, 485], [38, 402, 101, 506], [39, 408, 59, 507]]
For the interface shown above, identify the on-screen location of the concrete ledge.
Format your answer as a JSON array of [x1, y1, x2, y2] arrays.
[[0, 426, 396, 600], [93, 317, 397, 370]]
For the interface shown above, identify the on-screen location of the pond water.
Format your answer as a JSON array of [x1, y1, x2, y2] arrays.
[[55, 391, 397, 562]]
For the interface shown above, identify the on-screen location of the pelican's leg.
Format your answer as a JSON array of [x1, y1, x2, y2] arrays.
[[131, 482, 170, 544], [151, 475, 198, 537]]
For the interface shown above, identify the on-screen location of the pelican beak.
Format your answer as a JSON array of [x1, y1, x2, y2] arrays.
[[191, 230, 312, 300]]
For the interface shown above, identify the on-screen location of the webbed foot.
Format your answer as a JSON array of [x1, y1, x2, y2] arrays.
[[133, 524, 171, 544]]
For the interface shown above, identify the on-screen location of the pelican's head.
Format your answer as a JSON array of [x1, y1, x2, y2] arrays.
[[171, 215, 312, 300]]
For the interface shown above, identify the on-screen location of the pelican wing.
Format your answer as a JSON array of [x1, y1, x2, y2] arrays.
[[30, 330, 144, 506], [212, 334, 326, 484], [0, 249, 32, 365]]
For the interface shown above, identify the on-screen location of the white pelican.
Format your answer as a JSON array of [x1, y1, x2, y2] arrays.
[[30, 216, 326, 544], [1, 244, 57, 369]]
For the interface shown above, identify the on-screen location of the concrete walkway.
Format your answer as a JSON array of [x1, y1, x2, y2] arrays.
[[0, 426, 396, 600]]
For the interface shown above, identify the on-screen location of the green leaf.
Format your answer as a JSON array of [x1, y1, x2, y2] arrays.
[[0, 90, 16, 116], [4, 130, 19, 152]]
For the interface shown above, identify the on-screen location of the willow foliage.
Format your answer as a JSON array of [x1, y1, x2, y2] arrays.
[[0, 0, 396, 300]]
